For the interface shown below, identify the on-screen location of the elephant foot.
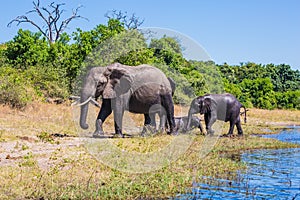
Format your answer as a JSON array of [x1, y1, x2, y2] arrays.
[[158, 127, 165, 134], [93, 131, 105, 138], [141, 125, 156, 137], [113, 133, 124, 138], [93, 119, 105, 138], [207, 129, 215, 136], [113, 128, 124, 138], [167, 129, 178, 136], [222, 133, 238, 138]]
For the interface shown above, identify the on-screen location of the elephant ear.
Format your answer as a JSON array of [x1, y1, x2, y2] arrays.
[[95, 74, 108, 98], [201, 97, 217, 114], [102, 63, 133, 98]]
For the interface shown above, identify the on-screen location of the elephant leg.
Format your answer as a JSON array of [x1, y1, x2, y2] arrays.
[[149, 113, 157, 127], [141, 113, 156, 136], [112, 99, 125, 137], [235, 118, 243, 135], [227, 120, 235, 135], [144, 113, 152, 126], [205, 113, 216, 135], [199, 123, 204, 133], [113, 111, 124, 137], [197, 119, 204, 133], [93, 99, 112, 137], [159, 114, 167, 133], [185, 111, 193, 132], [161, 94, 176, 135]]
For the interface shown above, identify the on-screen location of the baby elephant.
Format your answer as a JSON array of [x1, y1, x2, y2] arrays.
[[174, 116, 203, 133], [147, 114, 203, 134]]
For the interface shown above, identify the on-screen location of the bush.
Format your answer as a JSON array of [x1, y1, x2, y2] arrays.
[[0, 66, 34, 108], [0, 65, 70, 108], [24, 65, 69, 99], [276, 90, 300, 109]]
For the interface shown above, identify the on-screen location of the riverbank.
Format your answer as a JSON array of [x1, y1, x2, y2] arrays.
[[0, 103, 299, 199]]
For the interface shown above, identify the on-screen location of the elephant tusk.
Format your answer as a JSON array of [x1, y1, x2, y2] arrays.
[[71, 101, 79, 107], [69, 95, 80, 100], [90, 98, 101, 108], [71, 96, 101, 108], [74, 96, 92, 107]]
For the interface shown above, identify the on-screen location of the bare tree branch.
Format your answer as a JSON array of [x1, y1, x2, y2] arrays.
[[7, 0, 87, 44], [105, 10, 144, 29]]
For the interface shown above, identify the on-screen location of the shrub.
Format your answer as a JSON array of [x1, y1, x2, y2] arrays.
[[0, 65, 69, 108], [0, 66, 34, 108], [24, 65, 69, 99]]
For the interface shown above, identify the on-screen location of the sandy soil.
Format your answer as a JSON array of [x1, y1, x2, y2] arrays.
[[0, 134, 84, 169]]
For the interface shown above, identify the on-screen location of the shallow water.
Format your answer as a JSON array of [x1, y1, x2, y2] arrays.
[[176, 127, 300, 199]]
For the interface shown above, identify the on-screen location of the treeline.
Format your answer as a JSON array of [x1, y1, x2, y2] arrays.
[[219, 63, 300, 109], [0, 18, 299, 110]]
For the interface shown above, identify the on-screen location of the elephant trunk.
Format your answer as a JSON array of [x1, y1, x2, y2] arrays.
[[79, 94, 91, 130], [185, 109, 193, 131]]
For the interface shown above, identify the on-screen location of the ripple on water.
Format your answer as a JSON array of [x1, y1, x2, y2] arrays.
[[176, 127, 300, 200]]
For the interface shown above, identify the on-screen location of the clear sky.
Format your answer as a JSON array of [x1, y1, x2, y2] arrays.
[[1, 0, 299, 70]]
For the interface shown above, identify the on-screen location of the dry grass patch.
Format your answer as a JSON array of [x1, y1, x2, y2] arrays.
[[0, 103, 299, 199]]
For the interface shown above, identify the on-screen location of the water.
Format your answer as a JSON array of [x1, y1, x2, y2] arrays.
[[177, 127, 300, 199]]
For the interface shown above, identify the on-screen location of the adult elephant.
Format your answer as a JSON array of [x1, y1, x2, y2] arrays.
[[185, 93, 247, 136], [79, 63, 176, 137]]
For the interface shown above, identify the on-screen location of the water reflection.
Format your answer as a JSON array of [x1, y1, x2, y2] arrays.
[[176, 127, 300, 199]]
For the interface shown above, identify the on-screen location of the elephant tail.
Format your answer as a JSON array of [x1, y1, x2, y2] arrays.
[[240, 105, 248, 123]]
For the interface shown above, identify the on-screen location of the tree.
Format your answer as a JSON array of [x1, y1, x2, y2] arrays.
[[240, 78, 276, 109], [150, 36, 183, 55], [265, 64, 300, 92], [7, 0, 86, 44], [105, 10, 144, 29], [4, 29, 49, 69]]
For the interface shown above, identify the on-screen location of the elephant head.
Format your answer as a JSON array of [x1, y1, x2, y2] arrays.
[[190, 96, 217, 115], [79, 63, 134, 130], [186, 95, 216, 131], [80, 66, 107, 129]]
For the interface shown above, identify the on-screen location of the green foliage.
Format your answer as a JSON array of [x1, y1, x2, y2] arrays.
[[153, 62, 194, 104], [191, 61, 224, 95], [219, 62, 300, 109], [240, 78, 276, 109], [275, 90, 300, 109], [0, 66, 34, 108], [5, 29, 49, 69], [149, 36, 183, 55], [24, 65, 69, 99], [116, 48, 156, 66], [265, 64, 300, 92], [0, 65, 69, 108], [223, 79, 242, 99], [83, 29, 147, 67], [72, 19, 126, 64]]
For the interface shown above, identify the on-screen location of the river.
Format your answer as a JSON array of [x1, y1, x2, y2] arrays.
[[176, 126, 300, 199]]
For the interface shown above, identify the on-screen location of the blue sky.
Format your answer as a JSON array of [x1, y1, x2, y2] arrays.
[[1, 0, 299, 70]]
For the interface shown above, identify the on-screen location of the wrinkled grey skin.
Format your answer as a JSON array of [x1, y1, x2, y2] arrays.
[[79, 63, 176, 137], [174, 116, 203, 133], [150, 115, 203, 134], [186, 93, 247, 136], [146, 77, 176, 133]]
